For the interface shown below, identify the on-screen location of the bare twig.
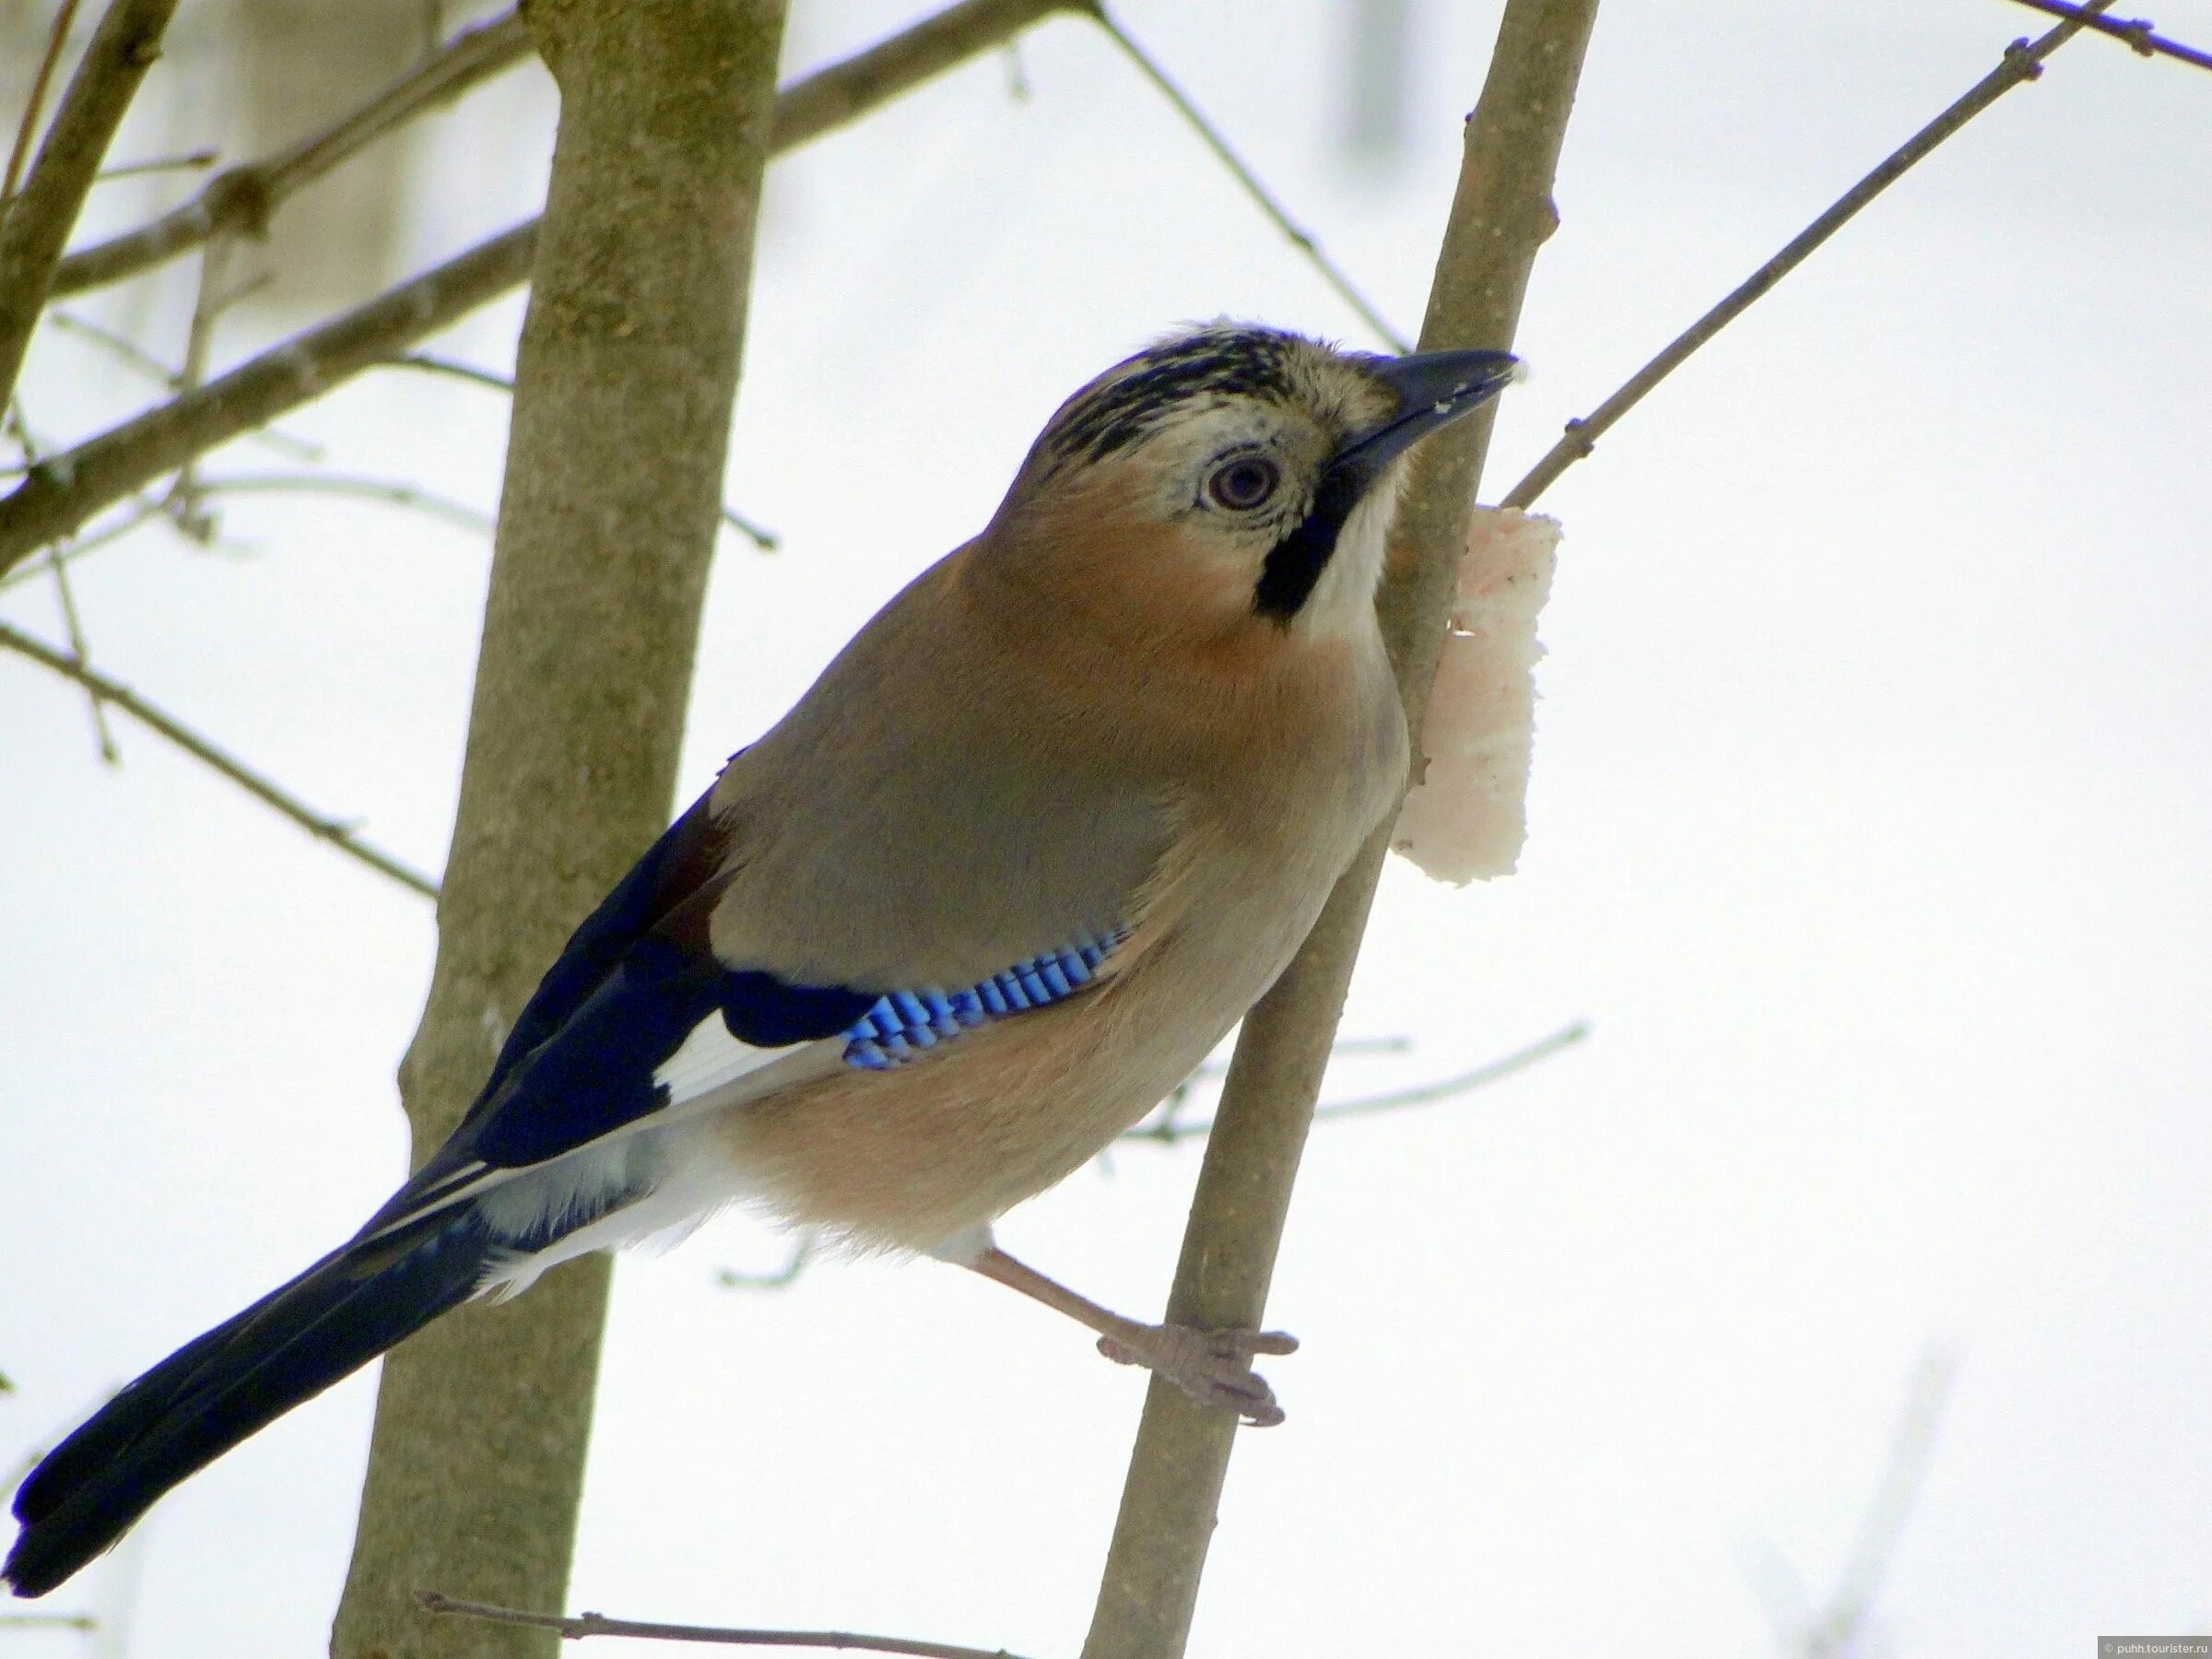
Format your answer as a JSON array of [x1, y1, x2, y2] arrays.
[[47, 306, 179, 382], [418, 1591, 1030, 1658], [0, 221, 539, 579], [44, 547, 116, 761], [92, 146, 217, 181], [50, 9, 533, 299], [1121, 1020, 1587, 1144], [377, 354, 777, 547], [7, 395, 118, 758], [1309, 1018, 1585, 1120], [1500, 1, 2116, 510], [0, 495, 159, 591], [1081, 6, 1600, 1654], [53, 0, 1100, 302], [0, 0, 1091, 582], [0, 619, 440, 898], [0, 1612, 96, 1631], [1997, 0, 2212, 72], [714, 1233, 817, 1290], [384, 351, 513, 393], [720, 505, 778, 551], [164, 231, 238, 539], [0, 0, 180, 409], [1091, 11, 1410, 352], [190, 471, 494, 535], [1744, 1347, 1959, 1658], [3, 0, 85, 201], [765, 0, 1093, 153], [1804, 1347, 1959, 1658], [46, 308, 323, 460]]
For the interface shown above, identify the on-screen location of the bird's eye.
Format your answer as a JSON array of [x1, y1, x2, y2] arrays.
[[1206, 456, 1280, 512]]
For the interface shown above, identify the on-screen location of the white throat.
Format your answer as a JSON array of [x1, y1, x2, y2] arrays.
[[1292, 484, 1397, 641]]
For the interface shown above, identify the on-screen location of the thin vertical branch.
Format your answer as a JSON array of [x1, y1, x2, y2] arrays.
[[0, 0, 179, 409], [1079, 6, 1602, 1655]]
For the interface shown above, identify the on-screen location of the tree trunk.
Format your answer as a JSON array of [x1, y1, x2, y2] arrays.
[[329, 3, 788, 1655], [1080, 4, 1602, 1655]]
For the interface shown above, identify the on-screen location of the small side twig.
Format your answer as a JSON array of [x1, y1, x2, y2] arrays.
[[190, 471, 494, 535], [714, 1233, 817, 1290], [379, 355, 779, 547], [46, 307, 323, 461], [1120, 1020, 1586, 1145], [1805, 1347, 1959, 1658], [1744, 1346, 1959, 1659], [416, 1591, 1031, 1659], [0, 495, 160, 591], [1090, 10, 1410, 352], [1500, 0, 2116, 510], [164, 230, 241, 539], [0, 618, 439, 899], [0, 1612, 97, 1631], [91, 146, 217, 181], [1996, 0, 2212, 72], [44, 546, 116, 761], [384, 350, 513, 393], [7, 395, 117, 759]]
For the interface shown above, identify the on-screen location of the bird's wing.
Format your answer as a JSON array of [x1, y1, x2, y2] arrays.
[[364, 739, 1171, 1238]]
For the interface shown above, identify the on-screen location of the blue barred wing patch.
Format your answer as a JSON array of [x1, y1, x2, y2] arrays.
[[841, 926, 1125, 1071]]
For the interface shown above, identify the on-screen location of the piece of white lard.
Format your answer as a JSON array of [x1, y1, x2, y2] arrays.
[[1391, 506, 1561, 884]]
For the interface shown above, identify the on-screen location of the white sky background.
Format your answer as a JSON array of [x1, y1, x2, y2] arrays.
[[4, 2, 2210, 1654]]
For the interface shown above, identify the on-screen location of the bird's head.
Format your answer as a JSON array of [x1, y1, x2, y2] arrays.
[[978, 323, 1518, 650]]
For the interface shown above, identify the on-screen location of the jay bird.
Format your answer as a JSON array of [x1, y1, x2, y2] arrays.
[[4, 323, 1517, 1597]]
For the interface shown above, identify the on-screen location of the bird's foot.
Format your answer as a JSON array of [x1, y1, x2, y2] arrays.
[[1096, 1322, 1298, 1426]]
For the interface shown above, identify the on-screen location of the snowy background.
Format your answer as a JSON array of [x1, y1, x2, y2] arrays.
[[5, 2, 2211, 1654]]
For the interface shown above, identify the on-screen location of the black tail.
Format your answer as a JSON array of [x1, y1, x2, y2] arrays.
[[5, 1207, 497, 1597]]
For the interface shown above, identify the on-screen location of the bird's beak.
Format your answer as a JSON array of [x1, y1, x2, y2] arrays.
[[1333, 348, 1522, 486]]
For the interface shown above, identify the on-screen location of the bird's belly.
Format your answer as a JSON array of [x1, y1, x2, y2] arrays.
[[707, 943, 1253, 1253]]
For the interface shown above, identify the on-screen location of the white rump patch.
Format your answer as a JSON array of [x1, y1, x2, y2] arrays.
[[474, 1113, 759, 1301]]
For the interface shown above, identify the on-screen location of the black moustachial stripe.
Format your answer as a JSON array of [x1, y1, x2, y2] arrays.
[[1044, 328, 1301, 465], [1254, 462, 1365, 622]]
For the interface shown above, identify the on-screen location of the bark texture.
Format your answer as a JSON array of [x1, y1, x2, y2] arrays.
[[1080, 5, 1603, 1655], [0, 0, 179, 408], [327, 3, 788, 1655]]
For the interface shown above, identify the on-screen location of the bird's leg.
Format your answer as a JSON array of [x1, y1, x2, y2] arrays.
[[965, 1245, 1297, 1427]]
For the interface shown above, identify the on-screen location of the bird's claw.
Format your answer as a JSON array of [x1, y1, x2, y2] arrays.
[[1096, 1323, 1299, 1427]]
